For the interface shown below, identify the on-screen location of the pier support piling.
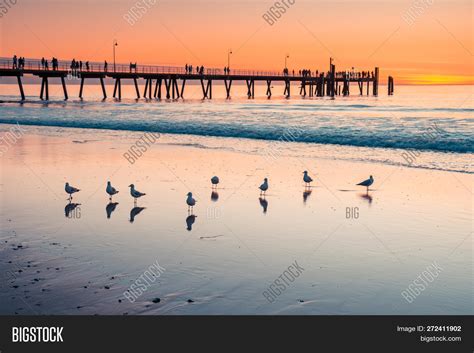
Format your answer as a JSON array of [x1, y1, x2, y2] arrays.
[[17, 76, 25, 101], [246, 79, 254, 98], [373, 67, 379, 96], [388, 76, 394, 95], [284, 80, 290, 98], [266, 80, 272, 98], [40, 77, 49, 100], [100, 77, 107, 99], [143, 78, 149, 98], [180, 79, 186, 99], [61, 76, 68, 100], [224, 79, 232, 99], [154, 78, 162, 99], [164, 79, 172, 99]]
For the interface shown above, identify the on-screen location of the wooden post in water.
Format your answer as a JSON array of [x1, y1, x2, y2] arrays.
[[373, 67, 379, 96], [17, 76, 25, 101], [61, 76, 68, 100], [330, 64, 336, 98], [100, 77, 107, 99], [180, 79, 186, 99], [155, 78, 162, 99], [388, 76, 394, 95]]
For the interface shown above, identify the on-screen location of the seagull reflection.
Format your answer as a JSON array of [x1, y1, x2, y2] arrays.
[[359, 192, 373, 205], [106, 202, 119, 219], [186, 214, 197, 231], [65, 201, 81, 218], [211, 191, 219, 202], [259, 197, 268, 214], [129, 206, 146, 223], [303, 189, 312, 204]]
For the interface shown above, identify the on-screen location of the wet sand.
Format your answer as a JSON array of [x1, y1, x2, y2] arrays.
[[0, 125, 472, 314]]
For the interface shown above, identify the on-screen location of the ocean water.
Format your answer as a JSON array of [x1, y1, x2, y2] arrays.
[[0, 83, 472, 173]]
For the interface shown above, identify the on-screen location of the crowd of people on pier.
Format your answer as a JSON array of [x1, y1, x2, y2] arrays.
[[12, 55, 25, 69], [9, 55, 376, 80], [282, 66, 376, 80], [184, 64, 206, 75]]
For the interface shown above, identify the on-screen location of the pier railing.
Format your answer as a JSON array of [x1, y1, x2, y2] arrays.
[[0, 57, 292, 77], [0, 56, 375, 79]]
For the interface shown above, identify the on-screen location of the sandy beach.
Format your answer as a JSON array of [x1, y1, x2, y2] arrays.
[[0, 125, 471, 315]]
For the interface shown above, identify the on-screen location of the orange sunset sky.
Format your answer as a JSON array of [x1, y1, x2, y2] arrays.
[[0, 0, 472, 84]]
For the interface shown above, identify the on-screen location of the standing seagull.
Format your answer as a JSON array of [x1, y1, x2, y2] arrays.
[[65, 182, 80, 200], [211, 176, 220, 189], [259, 178, 269, 195], [129, 184, 146, 203], [357, 175, 374, 192], [303, 171, 313, 187], [186, 192, 197, 213], [106, 181, 119, 200]]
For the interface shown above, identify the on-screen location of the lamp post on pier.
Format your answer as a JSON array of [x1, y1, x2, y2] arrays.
[[113, 40, 118, 73], [227, 49, 232, 71]]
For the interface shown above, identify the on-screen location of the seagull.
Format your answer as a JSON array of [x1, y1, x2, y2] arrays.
[[259, 178, 268, 195], [303, 171, 313, 187], [65, 182, 80, 200], [129, 184, 146, 203], [106, 181, 119, 200], [357, 175, 374, 192], [211, 176, 219, 189], [186, 192, 196, 213]]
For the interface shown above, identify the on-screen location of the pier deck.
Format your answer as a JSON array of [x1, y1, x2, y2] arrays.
[[0, 57, 385, 101]]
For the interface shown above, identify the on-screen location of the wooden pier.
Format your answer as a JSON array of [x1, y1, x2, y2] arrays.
[[0, 57, 390, 101]]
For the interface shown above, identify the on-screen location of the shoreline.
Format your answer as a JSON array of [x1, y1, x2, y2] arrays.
[[1, 123, 472, 175]]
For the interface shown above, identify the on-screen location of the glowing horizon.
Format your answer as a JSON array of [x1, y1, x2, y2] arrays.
[[0, 0, 472, 85]]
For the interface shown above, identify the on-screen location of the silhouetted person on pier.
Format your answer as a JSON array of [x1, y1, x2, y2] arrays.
[[104, 61, 108, 72], [86, 61, 90, 71], [185, 64, 188, 73], [12, 55, 18, 69], [79, 61, 83, 71], [45, 60, 49, 70], [18, 57, 24, 69], [200, 66, 204, 75], [189, 65, 192, 74], [40, 57, 45, 69]]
